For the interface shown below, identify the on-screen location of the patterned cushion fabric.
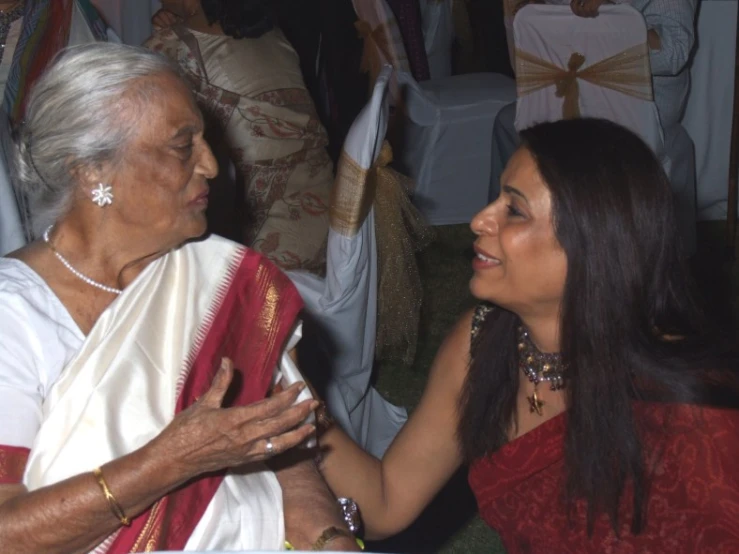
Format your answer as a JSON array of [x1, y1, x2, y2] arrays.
[[146, 26, 332, 275]]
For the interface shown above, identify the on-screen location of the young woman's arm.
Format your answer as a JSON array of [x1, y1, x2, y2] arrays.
[[318, 309, 475, 539]]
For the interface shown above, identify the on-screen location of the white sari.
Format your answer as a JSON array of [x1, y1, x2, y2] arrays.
[[22, 235, 310, 552]]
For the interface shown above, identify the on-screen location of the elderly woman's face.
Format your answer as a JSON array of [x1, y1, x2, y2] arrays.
[[108, 73, 217, 246], [469, 148, 567, 318]]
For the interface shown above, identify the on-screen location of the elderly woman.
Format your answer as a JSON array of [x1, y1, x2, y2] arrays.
[[318, 118, 739, 552], [0, 43, 361, 552], [145, 0, 333, 275]]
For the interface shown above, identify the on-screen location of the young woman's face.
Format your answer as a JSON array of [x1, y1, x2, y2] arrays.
[[469, 147, 567, 320]]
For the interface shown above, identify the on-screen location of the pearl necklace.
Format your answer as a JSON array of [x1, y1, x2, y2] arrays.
[[43, 225, 123, 295]]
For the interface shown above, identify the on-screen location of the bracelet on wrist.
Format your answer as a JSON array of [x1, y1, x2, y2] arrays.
[[284, 526, 364, 551], [93, 467, 131, 527]]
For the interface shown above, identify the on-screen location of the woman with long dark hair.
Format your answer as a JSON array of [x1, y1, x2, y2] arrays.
[[318, 118, 739, 552]]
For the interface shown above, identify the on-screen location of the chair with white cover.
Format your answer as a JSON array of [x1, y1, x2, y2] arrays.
[[513, 4, 696, 253], [0, 149, 25, 256], [287, 65, 407, 458], [396, 70, 516, 225], [353, 0, 517, 226], [419, 0, 455, 80]]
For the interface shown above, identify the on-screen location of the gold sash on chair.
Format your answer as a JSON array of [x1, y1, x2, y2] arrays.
[[515, 43, 653, 119], [330, 141, 434, 364]]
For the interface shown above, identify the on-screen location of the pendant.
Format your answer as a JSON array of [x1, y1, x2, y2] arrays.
[[527, 388, 544, 416]]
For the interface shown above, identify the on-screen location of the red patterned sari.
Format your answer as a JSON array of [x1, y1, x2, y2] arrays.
[[470, 403, 739, 553]]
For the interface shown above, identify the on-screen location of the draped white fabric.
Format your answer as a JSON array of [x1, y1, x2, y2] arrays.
[[288, 66, 407, 459], [0, 128, 24, 255], [682, 0, 737, 220], [513, 4, 665, 157], [23, 235, 312, 552], [420, 0, 455, 79], [397, 70, 516, 224], [91, 0, 159, 45]]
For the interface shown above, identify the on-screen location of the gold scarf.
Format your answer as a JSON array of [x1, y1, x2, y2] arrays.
[[515, 44, 653, 119]]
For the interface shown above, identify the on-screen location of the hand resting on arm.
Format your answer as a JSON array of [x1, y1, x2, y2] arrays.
[[0, 358, 316, 554]]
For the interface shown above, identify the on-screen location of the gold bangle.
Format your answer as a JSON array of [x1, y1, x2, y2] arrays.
[[93, 467, 131, 527], [310, 526, 363, 551]]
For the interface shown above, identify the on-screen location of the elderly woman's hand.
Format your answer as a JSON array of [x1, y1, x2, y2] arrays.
[[151, 358, 317, 478], [151, 9, 182, 31]]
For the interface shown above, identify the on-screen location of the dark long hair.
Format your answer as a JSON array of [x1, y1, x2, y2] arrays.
[[458, 118, 739, 534], [200, 0, 275, 39]]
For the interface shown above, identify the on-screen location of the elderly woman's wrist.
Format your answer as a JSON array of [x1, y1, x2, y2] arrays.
[[139, 437, 196, 489]]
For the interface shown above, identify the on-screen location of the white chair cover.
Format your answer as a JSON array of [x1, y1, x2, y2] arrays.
[[288, 66, 407, 459], [513, 4, 696, 253], [420, 0, 455, 79], [396, 70, 517, 225], [513, 4, 665, 158], [91, 0, 158, 45], [0, 127, 24, 255]]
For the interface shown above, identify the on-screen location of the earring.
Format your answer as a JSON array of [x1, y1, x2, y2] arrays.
[[91, 183, 114, 207]]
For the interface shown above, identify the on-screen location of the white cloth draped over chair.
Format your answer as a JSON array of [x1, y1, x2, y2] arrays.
[[353, 0, 516, 226], [91, 0, 157, 45], [419, 0, 455, 79], [513, 4, 696, 253], [513, 5, 665, 156], [396, 71, 516, 224], [288, 66, 407, 459], [0, 131, 24, 255]]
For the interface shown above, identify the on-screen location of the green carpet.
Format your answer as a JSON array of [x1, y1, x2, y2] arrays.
[[364, 221, 739, 554]]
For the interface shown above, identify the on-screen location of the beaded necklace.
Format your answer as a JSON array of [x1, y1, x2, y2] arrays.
[[517, 325, 567, 416], [43, 225, 123, 295]]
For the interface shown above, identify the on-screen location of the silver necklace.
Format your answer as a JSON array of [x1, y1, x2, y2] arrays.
[[43, 225, 123, 295], [517, 325, 567, 416]]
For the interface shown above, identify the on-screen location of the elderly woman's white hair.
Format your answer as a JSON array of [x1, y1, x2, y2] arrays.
[[12, 42, 182, 236]]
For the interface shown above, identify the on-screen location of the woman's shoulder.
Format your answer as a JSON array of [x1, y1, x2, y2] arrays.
[[0, 257, 46, 296], [429, 306, 485, 382], [0, 257, 82, 343]]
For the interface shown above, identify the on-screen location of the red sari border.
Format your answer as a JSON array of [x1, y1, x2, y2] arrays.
[[107, 247, 303, 553], [0, 445, 30, 485]]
